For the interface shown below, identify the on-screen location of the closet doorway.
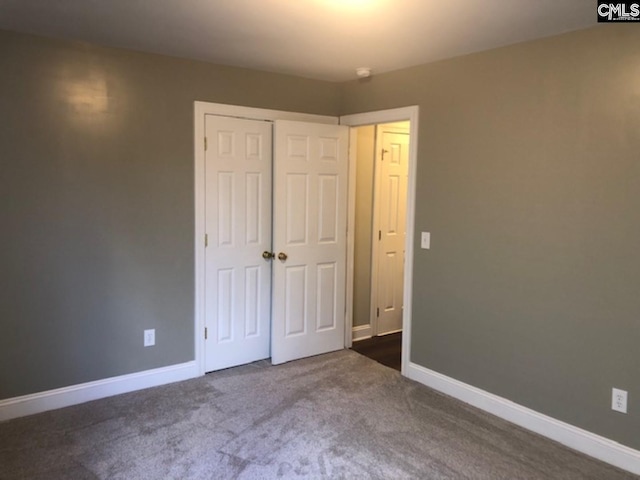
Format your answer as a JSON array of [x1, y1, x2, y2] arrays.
[[195, 102, 349, 374]]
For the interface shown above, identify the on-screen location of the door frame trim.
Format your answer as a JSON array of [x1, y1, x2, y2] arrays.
[[340, 106, 419, 376], [194, 101, 338, 376]]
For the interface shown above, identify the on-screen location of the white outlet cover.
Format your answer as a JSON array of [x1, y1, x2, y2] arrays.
[[421, 232, 431, 249], [612, 388, 628, 414], [144, 329, 156, 347]]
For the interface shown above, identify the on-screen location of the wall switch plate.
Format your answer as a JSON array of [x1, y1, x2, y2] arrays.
[[144, 329, 155, 347], [612, 388, 628, 414], [421, 232, 431, 249]]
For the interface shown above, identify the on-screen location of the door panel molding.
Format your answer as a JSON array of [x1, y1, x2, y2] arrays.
[[372, 126, 409, 336], [271, 120, 349, 365], [195, 102, 338, 376], [204, 116, 272, 371]]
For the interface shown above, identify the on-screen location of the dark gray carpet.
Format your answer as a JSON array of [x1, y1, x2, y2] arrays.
[[0, 350, 637, 479]]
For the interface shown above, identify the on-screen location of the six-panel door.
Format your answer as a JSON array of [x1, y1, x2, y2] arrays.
[[204, 116, 349, 370], [375, 128, 409, 335], [271, 120, 349, 365], [204, 116, 272, 371]]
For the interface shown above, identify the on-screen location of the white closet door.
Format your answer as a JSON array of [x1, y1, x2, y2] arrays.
[[204, 115, 272, 371], [271, 120, 349, 364]]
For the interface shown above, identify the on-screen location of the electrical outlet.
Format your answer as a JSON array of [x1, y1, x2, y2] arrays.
[[144, 329, 155, 347], [612, 388, 627, 414]]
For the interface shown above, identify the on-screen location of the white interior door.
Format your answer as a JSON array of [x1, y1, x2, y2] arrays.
[[271, 120, 349, 364], [374, 126, 409, 335], [204, 115, 272, 371]]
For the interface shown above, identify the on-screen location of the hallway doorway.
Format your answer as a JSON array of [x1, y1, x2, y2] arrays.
[[350, 121, 410, 353], [341, 105, 418, 376]]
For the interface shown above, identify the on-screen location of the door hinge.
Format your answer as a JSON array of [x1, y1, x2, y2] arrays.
[[205, 234, 208, 247], [204, 137, 208, 151], [376, 307, 380, 318], [381, 148, 388, 161], [378, 230, 382, 241], [204, 327, 208, 340]]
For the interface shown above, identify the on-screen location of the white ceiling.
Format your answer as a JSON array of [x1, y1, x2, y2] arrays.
[[0, 0, 597, 82]]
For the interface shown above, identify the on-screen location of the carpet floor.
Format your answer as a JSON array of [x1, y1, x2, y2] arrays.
[[0, 350, 637, 479]]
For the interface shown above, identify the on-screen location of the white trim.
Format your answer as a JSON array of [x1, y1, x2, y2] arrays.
[[194, 102, 207, 376], [406, 362, 640, 476], [340, 106, 419, 377], [0, 362, 198, 422], [369, 126, 382, 337], [377, 328, 402, 336], [340, 107, 417, 128], [194, 102, 339, 375], [352, 324, 373, 342], [193, 101, 338, 125], [344, 128, 358, 348]]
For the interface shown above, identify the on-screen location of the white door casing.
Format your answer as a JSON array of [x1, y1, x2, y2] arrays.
[[373, 126, 409, 335], [271, 120, 349, 364], [340, 106, 419, 376], [204, 115, 273, 371]]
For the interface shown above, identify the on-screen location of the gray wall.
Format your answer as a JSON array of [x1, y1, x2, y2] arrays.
[[0, 29, 340, 399], [341, 25, 640, 450], [2, 24, 639, 453], [353, 126, 375, 328]]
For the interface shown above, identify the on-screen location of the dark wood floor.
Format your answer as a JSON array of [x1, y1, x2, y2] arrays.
[[350, 332, 402, 371]]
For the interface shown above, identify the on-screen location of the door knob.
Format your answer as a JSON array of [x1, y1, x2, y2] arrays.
[[262, 251, 275, 260], [277, 252, 288, 261]]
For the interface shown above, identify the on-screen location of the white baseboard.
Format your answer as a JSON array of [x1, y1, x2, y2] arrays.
[[377, 328, 402, 336], [406, 362, 640, 476], [0, 361, 199, 422], [352, 324, 373, 341]]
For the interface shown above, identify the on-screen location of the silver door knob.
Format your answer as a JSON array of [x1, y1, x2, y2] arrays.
[[277, 252, 288, 261]]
